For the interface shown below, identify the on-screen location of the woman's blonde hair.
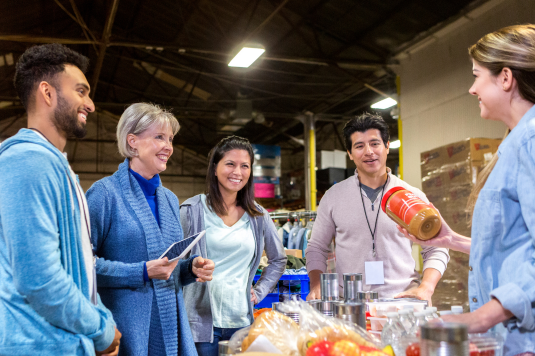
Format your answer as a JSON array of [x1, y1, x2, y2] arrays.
[[116, 103, 180, 158], [467, 24, 535, 217]]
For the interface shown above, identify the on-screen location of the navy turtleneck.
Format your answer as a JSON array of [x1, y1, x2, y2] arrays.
[[129, 168, 161, 226]]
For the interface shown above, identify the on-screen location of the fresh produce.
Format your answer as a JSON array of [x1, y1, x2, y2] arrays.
[[332, 340, 359, 356], [469, 342, 495, 356], [382, 345, 395, 356], [405, 343, 420, 356], [306, 341, 334, 356], [357, 345, 390, 356], [298, 325, 377, 355], [304, 340, 388, 356]]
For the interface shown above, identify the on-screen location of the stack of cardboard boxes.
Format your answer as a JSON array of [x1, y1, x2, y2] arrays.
[[420, 138, 501, 236], [420, 137, 501, 311]]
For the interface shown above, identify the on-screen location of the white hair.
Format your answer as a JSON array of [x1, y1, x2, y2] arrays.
[[116, 103, 180, 158]]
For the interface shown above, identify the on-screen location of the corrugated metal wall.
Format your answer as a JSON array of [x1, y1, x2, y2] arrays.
[[397, 0, 535, 188]]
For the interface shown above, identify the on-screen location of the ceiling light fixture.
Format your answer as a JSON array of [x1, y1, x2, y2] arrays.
[[389, 140, 401, 149], [228, 47, 265, 68], [371, 97, 397, 109]]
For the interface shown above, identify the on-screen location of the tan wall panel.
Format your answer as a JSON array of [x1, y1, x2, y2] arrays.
[[398, 0, 535, 188]]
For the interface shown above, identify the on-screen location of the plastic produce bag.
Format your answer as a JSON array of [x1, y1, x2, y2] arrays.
[[230, 301, 389, 356], [297, 301, 387, 356], [229, 310, 300, 355]]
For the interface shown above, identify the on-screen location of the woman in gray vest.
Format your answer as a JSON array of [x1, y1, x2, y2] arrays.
[[180, 136, 286, 356]]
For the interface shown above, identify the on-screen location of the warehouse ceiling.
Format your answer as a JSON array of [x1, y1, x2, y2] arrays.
[[0, 0, 487, 174]]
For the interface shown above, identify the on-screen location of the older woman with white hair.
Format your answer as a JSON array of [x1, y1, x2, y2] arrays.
[[86, 103, 214, 356]]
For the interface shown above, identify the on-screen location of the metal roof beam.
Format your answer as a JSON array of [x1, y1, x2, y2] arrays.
[[0, 35, 390, 70], [242, 0, 291, 44], [90, 0, 120, 99]]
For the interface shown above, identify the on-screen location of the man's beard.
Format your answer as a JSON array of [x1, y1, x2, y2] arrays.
[[53, 91, 87, 139]]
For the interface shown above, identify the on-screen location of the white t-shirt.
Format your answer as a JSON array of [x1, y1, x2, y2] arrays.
[[32, 131, 95, 302], [201, 194, 255, 328]]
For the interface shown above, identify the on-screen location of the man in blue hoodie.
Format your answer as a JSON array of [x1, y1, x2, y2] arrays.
[[0, 44, 121, 355]]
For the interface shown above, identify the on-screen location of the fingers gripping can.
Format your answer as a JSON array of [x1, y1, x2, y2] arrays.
[[381, 186, 441, 240]]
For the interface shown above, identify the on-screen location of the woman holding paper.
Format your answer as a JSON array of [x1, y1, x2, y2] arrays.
[[180, 135, 286, 356], [86, 103, 214, 356]]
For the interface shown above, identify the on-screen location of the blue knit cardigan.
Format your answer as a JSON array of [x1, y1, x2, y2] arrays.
[[86, 159, 198, 356], [0, 129, 116, 355]]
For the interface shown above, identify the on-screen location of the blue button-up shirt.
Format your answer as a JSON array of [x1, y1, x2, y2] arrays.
[[469, 104, 535, 355]]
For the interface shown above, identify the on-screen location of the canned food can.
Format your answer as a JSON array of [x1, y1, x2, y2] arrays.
[[218, 341, 232, 356]]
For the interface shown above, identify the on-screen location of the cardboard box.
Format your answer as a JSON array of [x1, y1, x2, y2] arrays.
[[421, 138, 500, 177], [422, 170, 445, 191], [285, 249, 303, 258], [321, 150, 347, 169], [421, 147, 446, 177], [443, 138, 501, 164], [264, 249, 303, 258], [441, 161, 472, 187]]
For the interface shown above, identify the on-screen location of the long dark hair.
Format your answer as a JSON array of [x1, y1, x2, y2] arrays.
[[205, 136, 262, 217]]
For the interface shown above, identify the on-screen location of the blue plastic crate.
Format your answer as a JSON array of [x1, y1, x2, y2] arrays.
[[253, 274, 310, 309]]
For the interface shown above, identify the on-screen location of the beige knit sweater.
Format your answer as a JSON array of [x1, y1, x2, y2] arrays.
[[305, 170, 450, 298]]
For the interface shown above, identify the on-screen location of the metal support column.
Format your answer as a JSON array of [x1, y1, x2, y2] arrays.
[[396, 75, 403, 180], [303, 112, 317, 211]]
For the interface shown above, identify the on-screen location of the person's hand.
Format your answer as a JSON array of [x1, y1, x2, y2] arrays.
[[306, 285, 321, 301], [433, 298, 514, 333], [146, 257, 179, 280], [251, 288, 258, 304], [396, 203, 454, 249], [192, 257, 215, 282], [433, 313, 491, 333], [394, 285, 433, 306], [96, 327, 121, 356]]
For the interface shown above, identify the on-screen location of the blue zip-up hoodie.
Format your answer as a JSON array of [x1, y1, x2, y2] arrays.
[[0, 129, 116, 355]]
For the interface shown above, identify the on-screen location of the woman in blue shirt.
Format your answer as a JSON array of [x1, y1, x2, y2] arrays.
[[86, 103, 215, 356], [399, 25, 535, 355], [179, 136, 287, 356]]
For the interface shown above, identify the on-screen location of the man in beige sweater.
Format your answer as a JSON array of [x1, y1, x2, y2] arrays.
[[305, 113, 449, 305]]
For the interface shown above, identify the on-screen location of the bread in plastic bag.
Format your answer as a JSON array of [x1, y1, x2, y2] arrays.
[[233, 310, 299, 355], [230, 301, 387, 356]]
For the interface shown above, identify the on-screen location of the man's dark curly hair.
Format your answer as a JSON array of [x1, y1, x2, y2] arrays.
[[342, 112, 390, 151], [14, 43, 89, 111]]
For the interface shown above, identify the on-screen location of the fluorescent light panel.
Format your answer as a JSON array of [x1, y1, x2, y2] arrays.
[[371, 97, 397, 109], [228, 47, 265, 68], [389, 140, 401, 149]]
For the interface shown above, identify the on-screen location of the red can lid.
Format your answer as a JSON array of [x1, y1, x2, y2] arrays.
[[381, 186, 407, 213]]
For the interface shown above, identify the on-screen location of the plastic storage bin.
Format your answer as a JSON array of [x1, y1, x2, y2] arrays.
[[368, 317, 388, 331], [368, 299, 427, 317], [253, 274, 310, 309], [469, 332, 504, 356]]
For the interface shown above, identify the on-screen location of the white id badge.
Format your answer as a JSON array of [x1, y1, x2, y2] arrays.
[[365, 261, 385, 285]]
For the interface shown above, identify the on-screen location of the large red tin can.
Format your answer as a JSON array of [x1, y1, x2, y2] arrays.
[[381, 186, 441, 240]]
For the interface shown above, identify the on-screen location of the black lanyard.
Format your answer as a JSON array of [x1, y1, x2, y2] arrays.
[[359, 176, 388, 258]]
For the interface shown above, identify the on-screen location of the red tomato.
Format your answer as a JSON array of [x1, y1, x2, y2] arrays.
[[306, 341, 334, 356], [480, 351, 495, 356], [469, 342, 480, 356], [406, 343, 420, 356]]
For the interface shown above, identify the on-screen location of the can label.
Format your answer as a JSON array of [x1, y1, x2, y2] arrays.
[[387, 191, 428, 225]]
